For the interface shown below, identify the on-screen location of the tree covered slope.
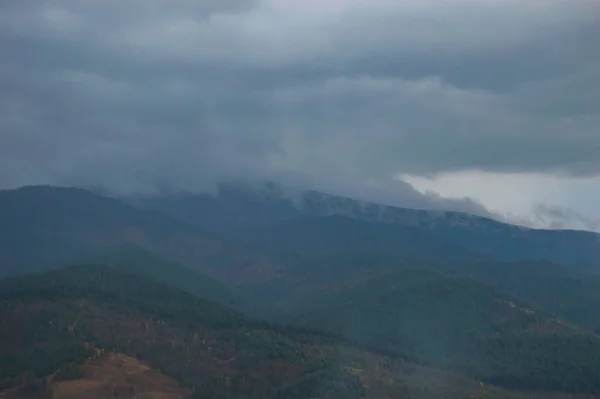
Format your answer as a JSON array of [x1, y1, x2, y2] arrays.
[[280, 268, 600, 394]]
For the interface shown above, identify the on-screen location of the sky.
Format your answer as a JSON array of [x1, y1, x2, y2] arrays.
[[0, 0, 599, 230]]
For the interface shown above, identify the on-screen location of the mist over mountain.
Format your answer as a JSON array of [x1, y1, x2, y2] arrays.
[[2, 184, 600, 397], [129, 181, 600, 271], [1, 0, 599, 397]]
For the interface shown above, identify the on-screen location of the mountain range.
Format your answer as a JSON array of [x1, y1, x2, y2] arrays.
[[130, 182, 600, 271], [1, 183, 600, 398]]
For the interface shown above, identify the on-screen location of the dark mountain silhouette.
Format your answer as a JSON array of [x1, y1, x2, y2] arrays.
[[130, 182, 600, 271], [229, 215, 485, 262], [0, 186, 288, 285]]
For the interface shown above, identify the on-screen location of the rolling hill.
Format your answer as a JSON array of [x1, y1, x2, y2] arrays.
[[184, 212, 600, 331], [0, 186, 289, 285], [0, 185, 487, 311], [2, 184, 600, 397], [438, 259, 600, 332], [82, 244, 241, 307], [278, 267, 600, 394], [0, 264, 554, 399], [221, 215, 488, 313], [229, 215, 484, 263], [0, 264, 403, 399]]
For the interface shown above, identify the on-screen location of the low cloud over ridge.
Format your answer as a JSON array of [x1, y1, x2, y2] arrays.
[[0, 0, 598, 224]]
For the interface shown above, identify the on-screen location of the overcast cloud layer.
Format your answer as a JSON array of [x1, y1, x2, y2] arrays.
[[0, 0, 599, 227]]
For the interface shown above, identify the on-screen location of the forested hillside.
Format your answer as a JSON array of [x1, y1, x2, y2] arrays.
[[0, 265, 565, 399], [130, 183, 600, 271], [0, 265, 410, 399], [279, 267, 600, 394], [2, 186, 600, 398]]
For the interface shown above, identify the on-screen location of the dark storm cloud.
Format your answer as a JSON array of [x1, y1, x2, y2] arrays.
[[0, 0, 598, 215]]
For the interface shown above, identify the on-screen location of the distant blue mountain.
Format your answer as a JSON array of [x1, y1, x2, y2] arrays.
[[129, 182, 600, 271]]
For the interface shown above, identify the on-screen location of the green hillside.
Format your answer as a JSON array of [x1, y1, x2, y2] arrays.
[[83, 244, 241, 307], [223, 215, 488, 311], [229, 215, 600, 354], [438, 260, 600, 332], [231, 215, 485, 263], [0, 186, 198, 275], [3, 186, 600, 398], [0, 265, 410, 399], [0, 186, 289, 286], [0, 265, 558, 399], [280, 268, 600, 394]]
